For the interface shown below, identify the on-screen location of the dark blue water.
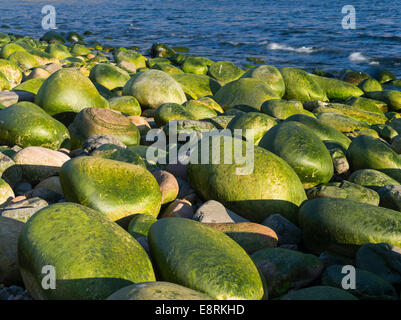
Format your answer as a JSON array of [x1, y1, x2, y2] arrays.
[[1, 0, 400, 77]]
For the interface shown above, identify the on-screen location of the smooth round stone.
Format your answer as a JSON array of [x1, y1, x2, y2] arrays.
[[13, 147, 70, 185], [107, 282, 213, 300], [80, 134, 126, 155], [108, 96, 141, 116], [89, 63, 130, 90], [241, 65, 285, 97], [160, 199, 193, 218], [0, 197, 48, 223], [208, 61, 244, 83], [0, 178, 14, 206], [122, 69, 187, 109], [127, 214, 157, 239], [194, 200, 249, 223], [262, 214, 302, 245], [0, 59, 22, 87], [0, 152, 22, 188], [151, 169, 179, 205]]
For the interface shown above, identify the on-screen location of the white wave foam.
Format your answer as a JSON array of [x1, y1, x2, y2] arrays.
[[268, 42, 317, 53], [349, 52, 369, 63]]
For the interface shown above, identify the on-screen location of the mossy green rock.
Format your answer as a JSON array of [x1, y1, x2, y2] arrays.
[[151, 43, 176, 58], [13, 78, 45, 95], [281, 286, 357, 300], [184, 97, 223, 113], [366, 90, 401, 111], [123, 70, 186, 109], [306, 180, 380, 205], [358, 78, 382, 93], [68, 108, 140, 149], [148, 217, 264, 300], [155, 102, 217, 127], [0, 59, 22, 87], [347, 135, 401, 182], [251, 248, 323, 298], [227, 112, 277, 144], [0, 178, 14, 205], [127, 214, 157, 239], [299, 198, 401, 256], [0, 103, 70, 149], [280, 67, 327, 102], [40, 31, 65, 43], [349, 169, 400, 191], [285, 114, 351, 149], [45, 43, 71, 60], [340, 70, 369, 85], [114, 50, 146, 69], [345, 96, 387, 114], [208, 61, 244, 83], [214, 78, 279, 111], [35, 68, 109, 125], [172, 73, 221, 99], [71, 43, 91, 56], [89, 63, 130, 90], [309, 74, 363, 100], [316, 112, 370, 132], [259, 121, 333, 188], [261, 99, 314, 120], [181, 56, 213, 75], [18, 202, 155, 300], [187, 137, 307, 223], [241, 65, 285, 98], [108, 96, 141, 116], [60, 157, 161, 223], [0, 152, 22, 188], [322, 264, 397, 300], [8, 51, 39, 70], [0, 71, 10, 90], [90, 144, 146, 167], [152, 63, 183, 75], [107, 281, 213, 300], [1, 43, 26, 59]]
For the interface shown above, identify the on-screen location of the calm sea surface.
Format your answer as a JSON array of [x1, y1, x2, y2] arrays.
[[0, 0, 400, 76]]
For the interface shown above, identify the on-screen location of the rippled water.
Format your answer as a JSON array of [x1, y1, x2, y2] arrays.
[[1, 0, 400, 76]]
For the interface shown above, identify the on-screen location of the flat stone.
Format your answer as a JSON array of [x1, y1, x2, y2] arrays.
[[193, 200, 249, 223], [1, 197, 48, 222], [0, 91, 19, 107]]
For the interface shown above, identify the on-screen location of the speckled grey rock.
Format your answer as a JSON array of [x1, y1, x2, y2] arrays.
[[262, 214, 302, 245], [81, 134, 127, 155], [377, 185, 401, 211], [193, 200, 249, 223], [0, 197, 48, 222]]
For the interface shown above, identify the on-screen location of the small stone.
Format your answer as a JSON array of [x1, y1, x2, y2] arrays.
[[26, 67, 50, 80], [25, 188, 63, 203], [262, 214, 302, 245], [160, 199, 193, 219], [0, 91, 19, 107], [14, 182, 32, 196], [117, 61, 137, 74], [1, 197, 48, 222], [34, 176, 63, 196], [81, 134, 126, 155], [43, 62, 62, 74], [151, 169, 179, 205], [193, 200, 249, 223]]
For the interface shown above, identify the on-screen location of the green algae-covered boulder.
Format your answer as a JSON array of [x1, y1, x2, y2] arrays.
[[91, 144, 146, 167], [147, 58, 171, 68], [281, 286, 357, 300], [127, 214, 157, 239], [150, 43, 176, 58], [187, 137, 307, 223], [316, 112, 370, 132], [184, 96, 223, 113], [148, 217, 264, 300], [259, 121, 333, 188], [71, 43, 91, 56], [227, 112, 277, 144], [367, 67, 396, 84], [251, 248, 323, 298], [40, 30, 65, 43], [35, 68, 109, 124], [306, 180, 380, 205], [8, 51, 39, 70], [123, 70, 186, 109], [45, 43, 71, 60], [172, 73, 221, 99], [115, 50, 146, 69], [340, 70, 369, 85], [152, 62, 183, 75], [345, 96, 387, 114], [0, 103, 70, 149], [154, 102, 217, 127], [0, 71, 10, 91], [365, 90, 401, 111], [214, 78, 279, 111], [321, 264, 397, 300], [347, 135, 401, 182], [0, 59, 22, 87], [60, 157, 161, 224], [309, 102, 387, 125], [279, 67, 327, 102], [299, 198, 401, 256], [285, 114, 351, 149], [349, 169, 400, 191], [18, 202, 155, 300], [358, 78, 382, 93], [208, 61, 244, 83], [107, 281, 213, 300], [13, 78, 45, 95], [181, 56, 213, 75], [108, 96, 141, 116], [89, 63, 130, 90], [309, 74, 364, 100], [0, 42, 26, 59], [241, 65, 285, 98], [261, 99, 314, 120], [68, 108, 140, 149]]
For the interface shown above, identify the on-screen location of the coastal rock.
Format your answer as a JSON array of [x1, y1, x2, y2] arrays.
[[241, 65, 285, 97], [89, 63, 130, 90], [261, 214, 302, 245], [127, 214, 157, 239], [151, 169, 179, 205], [0, 197, 48, 222], [194, 200, 249, 223]]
